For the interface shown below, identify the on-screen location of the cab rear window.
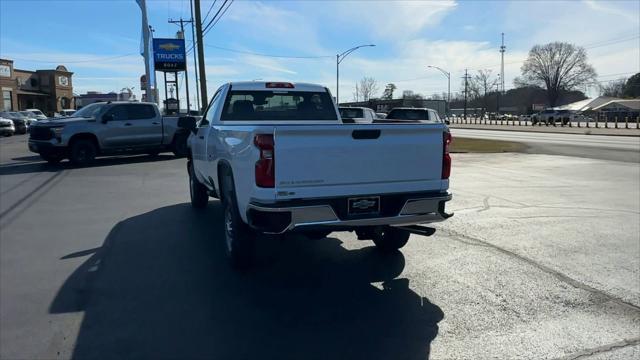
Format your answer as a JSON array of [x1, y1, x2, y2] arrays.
[[339, 108, 364, 119], [386, 109, 429, 121], [220, 90, 338, 121]]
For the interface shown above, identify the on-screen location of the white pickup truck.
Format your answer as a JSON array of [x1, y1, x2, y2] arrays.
[[178, 81, 452, 268]]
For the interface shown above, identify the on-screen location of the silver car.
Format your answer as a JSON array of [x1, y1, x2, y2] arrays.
[[0, 116, 15, 136]]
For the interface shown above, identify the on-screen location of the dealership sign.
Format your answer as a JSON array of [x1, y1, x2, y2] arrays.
[[152, 38, 186, 71]]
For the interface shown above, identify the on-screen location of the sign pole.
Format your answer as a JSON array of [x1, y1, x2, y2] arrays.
[[169, 18, 193, 112], [137, 0, 154, 103]]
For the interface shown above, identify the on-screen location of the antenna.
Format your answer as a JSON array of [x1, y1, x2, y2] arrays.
[[500, 33, 506, 93]]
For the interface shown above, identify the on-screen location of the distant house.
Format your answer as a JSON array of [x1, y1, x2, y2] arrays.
[[556, 97, 639, 117], [591, 99, 640, 119]]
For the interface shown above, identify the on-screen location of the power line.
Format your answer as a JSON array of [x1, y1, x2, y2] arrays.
[[469, 34, 640, 72], [203, 44, 332, 59], [582, 33, 639, 48], [585, 35, 640, 50], [187, 0, 232, 54], [201, 0, 217, 25], [202, 0, 228, 34], [203, 0, 233, 37], [9, 53, 138, 64]]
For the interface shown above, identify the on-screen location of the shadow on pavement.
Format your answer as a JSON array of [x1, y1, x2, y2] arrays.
[[50, 202, 444, 359], [0, 154, 178, 176]]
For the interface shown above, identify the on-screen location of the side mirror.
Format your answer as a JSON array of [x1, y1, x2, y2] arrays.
[[444, 119, 450, 125], [178, 116, 197, 134], [102, 114, 114, 123]]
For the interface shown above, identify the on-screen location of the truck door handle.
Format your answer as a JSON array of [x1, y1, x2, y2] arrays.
[[152, 122, 159, 125], [124, 122, 132, 126], [198, 136, 204, 139], [352, 129, 380, 139]]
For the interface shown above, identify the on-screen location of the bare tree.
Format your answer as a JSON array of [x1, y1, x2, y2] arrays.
[[357, 77, 379, 101], [599, 78, 626, 97], [519, 42, 597, 106], [470, 70, 497, 114], [381, 83, 397, 100], [402, 90, 424, 99]]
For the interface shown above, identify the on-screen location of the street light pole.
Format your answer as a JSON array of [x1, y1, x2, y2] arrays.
[[427, 65, 450, 114], [335, 44, 375, 105]]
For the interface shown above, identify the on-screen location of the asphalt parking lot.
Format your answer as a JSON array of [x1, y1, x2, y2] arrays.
[[1, 134, 639, 359]]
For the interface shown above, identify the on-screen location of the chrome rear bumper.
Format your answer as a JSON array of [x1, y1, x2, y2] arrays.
[[247, 192, 452, 234]]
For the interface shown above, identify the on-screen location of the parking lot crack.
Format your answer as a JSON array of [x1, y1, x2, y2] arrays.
[[441, 228, 640, 312], [0, 170, 69, 228], [555, 337, 640, 360]]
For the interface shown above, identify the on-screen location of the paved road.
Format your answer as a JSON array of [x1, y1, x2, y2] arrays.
[[452, 128, 640, 162], [1, 135, 639, 359]]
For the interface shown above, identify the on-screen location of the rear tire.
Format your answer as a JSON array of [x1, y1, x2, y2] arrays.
[[188, 162, 208, 208], [221, 172, 255, 269], [372, 227, 410, 252], [69, 139, 97, 166], [172, 133, 189, 158]]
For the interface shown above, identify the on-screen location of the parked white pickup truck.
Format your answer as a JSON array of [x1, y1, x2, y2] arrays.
[[178, 81, 453, 268]]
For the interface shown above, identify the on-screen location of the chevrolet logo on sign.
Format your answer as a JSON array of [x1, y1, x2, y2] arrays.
[[159, 43, 181, 51], [153, 38, 186, 72]]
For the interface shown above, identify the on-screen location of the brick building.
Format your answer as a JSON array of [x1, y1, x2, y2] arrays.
[[0, 59, 74, 116]]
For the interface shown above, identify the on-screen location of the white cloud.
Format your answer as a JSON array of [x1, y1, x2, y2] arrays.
[[236, 55, 297, 75], [584, 0, 640, 23], [226, 1, 328, 56], [333, 0, 457, 39]]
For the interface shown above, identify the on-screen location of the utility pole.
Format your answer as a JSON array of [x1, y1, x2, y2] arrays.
[[189, 0, 200, 111], [500, 32, 506, 93], [462, 69, 470, 120], [194, 0, 208, 111], [169, 17, 193, 112]]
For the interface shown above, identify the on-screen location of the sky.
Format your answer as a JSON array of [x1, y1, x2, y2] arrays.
[[1, 0, 639, 107]]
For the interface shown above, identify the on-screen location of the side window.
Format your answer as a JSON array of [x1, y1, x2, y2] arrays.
[[127, 104, 156, 120], [199, 88, 223, 127], [104, 105, 127, 121]]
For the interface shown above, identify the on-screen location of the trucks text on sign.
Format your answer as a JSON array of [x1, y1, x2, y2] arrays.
[[152, 38, 186, 72]]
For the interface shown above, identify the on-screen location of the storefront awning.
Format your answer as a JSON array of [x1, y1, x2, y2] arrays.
[[17, 90, 48, 96]]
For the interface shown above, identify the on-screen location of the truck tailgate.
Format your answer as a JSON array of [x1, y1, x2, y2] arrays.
[[274, 124, 446, 199]]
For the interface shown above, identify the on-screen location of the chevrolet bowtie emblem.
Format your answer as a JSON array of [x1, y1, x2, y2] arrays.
[[159, 43, 180, 51], [352, 199, 376, 209]]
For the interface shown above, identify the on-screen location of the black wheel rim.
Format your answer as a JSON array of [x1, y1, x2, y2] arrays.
[[75, 145, 92, 162]]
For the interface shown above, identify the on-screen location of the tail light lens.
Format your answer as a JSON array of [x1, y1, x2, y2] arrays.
[[254, 134, 275, 188], [442, 131, 452, 179]]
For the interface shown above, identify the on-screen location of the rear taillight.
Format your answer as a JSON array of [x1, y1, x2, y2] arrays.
[[442, 132, 452, 179], [265, 82, 294, 89], [254, 134, 275, 188]]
